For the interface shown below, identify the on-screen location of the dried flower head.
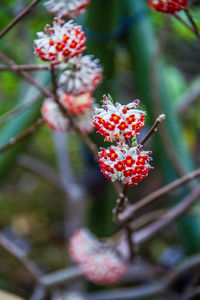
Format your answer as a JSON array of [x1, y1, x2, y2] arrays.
[[41, 98, 94, 133], [44, 0, 90, 18], [34, 19, 86, 64], [93, 95, 145, 142], [59, 92, 94, 115], [99, 143, 152, 186], [41, 98, 68, 131], [58, 55, 103, 95], [147, 0, 188, 14], [69, 228, 128, 285]]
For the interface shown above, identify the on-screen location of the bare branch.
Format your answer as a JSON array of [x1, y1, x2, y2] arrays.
[[0, 118, 44, 155], [0, 64, 50, 71], [0, 0, 41, 39], [0, 233, 41, 282], [119, 168, 200, 224], [140, 114, 165, 145]]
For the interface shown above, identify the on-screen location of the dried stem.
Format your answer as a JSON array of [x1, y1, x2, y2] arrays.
[[0, 0, 41, 39], [0, 52, 53, 99], [174, 13, 200, 40], [140, 114, 165, 145], [0, 118, 44, 155], [0, 64, 50, 71], [134, 186, 200, 245], [118, 167, 200, 224], [184, 9, 200, 39], [0, 233, 41, 282]]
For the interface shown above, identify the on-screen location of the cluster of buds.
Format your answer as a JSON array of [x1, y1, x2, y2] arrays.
[[58, 55, 103, 95], [69, 228, 128, 285], [99, 144, 152, 186], [94, 95, 152, 186], [34, 19, 86, 64], [44, 0, 90, 19], [147, 0, 188, 14], [41, 98, 95, 133], [59, 92, 94, 115], [93, 96, 145, 142]]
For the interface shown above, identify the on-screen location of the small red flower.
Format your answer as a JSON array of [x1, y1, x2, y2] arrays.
[[124, 155, 135, 167], [126, 114, 136, 124], [147, 0, 188, 14], [114, 161, 125, 171], [118, 121, 128, 131], [110, 113, 121, 124], [108, 149, 118, 161], [123, 169, 134, 177], [104, 122, 115, 131]]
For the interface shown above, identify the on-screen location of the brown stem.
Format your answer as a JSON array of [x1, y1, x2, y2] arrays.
[[0, 52, 53, 99], [0, 118, 44, 155], [0, 0, 41, 39], [0, 233, 41, 282], [174, 13, 200, 40], [118, 168, 200, 224], [0, 64, 50, 71], [113, 185, 129, 221], [184, 9, 200, 39], [134, 186, 200, 245], [140, 114, 165, 145]]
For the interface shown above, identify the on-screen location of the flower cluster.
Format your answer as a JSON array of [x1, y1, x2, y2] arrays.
[[34, 19, 86, 64], [147, 0, 188, 14], [93, 96, 145, 142], [59, 92, 94, 115], [69, 228, 128, 285], [44, 0, 90, 18], [99, 143, 152, 186], [41, 98, 95, 133], [58, 55, 103, 95], [35, 0, 103, 134]]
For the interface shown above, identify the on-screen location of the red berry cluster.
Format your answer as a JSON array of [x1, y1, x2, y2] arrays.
[[147, 0, 188, 14]]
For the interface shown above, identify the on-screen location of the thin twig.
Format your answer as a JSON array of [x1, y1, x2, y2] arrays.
[[0, 0, 41, 39], [0, 64, 50, 71], [184, 9, 200, 39], [118, 168, 200, 224], [0, 118, 44, 155], [134, 186, 200, 245], [0, 233, 41, 282], [29, 285, 46, 300], [140, 114, 165, 145], [176, 76, 200, 117], [0, 52, 53, 99], [18, 154, 63, 190], [174, 13, 198, 38]]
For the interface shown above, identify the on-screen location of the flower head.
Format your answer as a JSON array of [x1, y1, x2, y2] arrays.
[[93, 95, 145, 142], [41, 98, 94, 133], [69, 228, 128, 285], [58, 55, 103, 95], [99, 143, 152, 186], [59, 92, 94, 115], [44, 0, 90, 18], [147, 0, 188, 14], [41, 98, 68, 131], [34, 19, 86, 64]]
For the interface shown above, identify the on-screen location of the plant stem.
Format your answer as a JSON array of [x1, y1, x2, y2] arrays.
[[0, 118, 43, 154], [140, 114, 165, 145], [118, 168, 200, 224], [0, 0, 41, 39], [0, 64, 50, 71]]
